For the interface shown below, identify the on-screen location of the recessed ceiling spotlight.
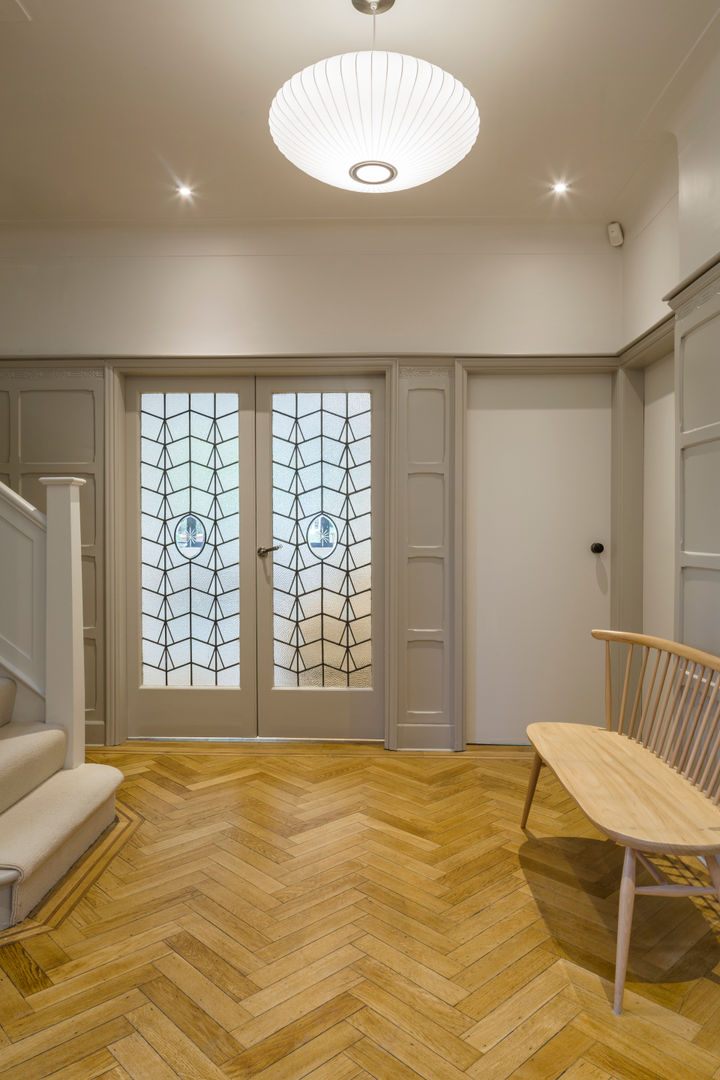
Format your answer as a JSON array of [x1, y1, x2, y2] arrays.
[[177, 184, 194, 199], [552, 181, 569, 195]]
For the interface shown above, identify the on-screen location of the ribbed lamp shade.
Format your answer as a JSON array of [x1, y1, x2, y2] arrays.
[[269, 50, 479, 193]]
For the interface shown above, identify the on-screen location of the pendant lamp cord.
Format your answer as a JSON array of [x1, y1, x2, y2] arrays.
[[372, 11, 376, 49]]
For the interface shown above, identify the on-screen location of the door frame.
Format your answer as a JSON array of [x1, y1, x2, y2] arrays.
[[104, 357, 398, 747], [460, 354, 647, 747]]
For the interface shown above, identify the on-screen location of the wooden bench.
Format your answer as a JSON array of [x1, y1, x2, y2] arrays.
[[521, 629, 720, 1014]]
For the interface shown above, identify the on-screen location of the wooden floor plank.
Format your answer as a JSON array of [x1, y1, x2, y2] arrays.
[[108, 1031, 182, 1080], [348, 978, 482, 1070], [223, 992, 363, 1080], [1, 742, 719, 1080]]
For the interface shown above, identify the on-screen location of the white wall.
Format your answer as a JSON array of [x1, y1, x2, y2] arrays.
[[642, 352, 675, 639], [0, 222, 623, 357], [618, 139, 678, 344], [670, 48, 720, 279]]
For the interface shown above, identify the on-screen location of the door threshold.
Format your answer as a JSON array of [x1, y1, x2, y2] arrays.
[[127, 736, 385, 743]]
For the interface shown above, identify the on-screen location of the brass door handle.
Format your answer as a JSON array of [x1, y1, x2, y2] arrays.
[[257, 544, 281, 558]]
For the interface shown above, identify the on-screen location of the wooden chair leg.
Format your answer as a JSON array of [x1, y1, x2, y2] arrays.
[[614, 846, 637, 1015], [706, 853, 720, 899], [521, 751, 543, 828]]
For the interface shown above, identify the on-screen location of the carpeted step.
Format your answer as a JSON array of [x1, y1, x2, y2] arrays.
[[0, 722, 67, 814], [0, 762, 123, 928]]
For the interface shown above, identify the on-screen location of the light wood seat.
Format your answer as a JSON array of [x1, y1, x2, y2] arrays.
[[527, 722, 720, 854], [522, 630, 720, 1015]]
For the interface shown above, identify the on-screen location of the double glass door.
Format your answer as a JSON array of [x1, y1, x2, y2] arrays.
[[125, 375, 384, 739]]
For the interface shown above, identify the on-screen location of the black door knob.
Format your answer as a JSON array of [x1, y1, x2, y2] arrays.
[[590, 542, 604, 554]]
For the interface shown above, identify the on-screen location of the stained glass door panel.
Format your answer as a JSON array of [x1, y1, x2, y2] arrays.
[[126, 378, 257, 738], [256, 377, 385, 740]]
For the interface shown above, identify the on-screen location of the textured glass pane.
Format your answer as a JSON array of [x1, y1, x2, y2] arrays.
[[140, 393, 240, 687], [274, 666, 296, 687], [271, 391, 372, 688], [299, 667, 323, 687]]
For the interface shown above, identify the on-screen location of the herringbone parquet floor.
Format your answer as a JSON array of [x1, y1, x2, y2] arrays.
[[2, 742, 720, 1080]]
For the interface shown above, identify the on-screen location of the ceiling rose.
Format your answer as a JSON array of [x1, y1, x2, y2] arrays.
[[268, 5, 479, 195]]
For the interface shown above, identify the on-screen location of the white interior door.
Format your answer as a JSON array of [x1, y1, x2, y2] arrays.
[[465, 374, 612, 743], [125, 378, 257, 737], [255, 376, 385, 739]]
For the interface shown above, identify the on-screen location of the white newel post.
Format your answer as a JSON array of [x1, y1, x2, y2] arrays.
[[40, 478, 86, 769]]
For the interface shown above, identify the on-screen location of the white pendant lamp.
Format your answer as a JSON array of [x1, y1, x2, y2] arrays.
[[269, 0, 479, 194]]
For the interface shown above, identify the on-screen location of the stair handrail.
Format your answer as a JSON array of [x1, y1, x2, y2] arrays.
[[0, 657, 44, 700], [0, 481, 46, 532]]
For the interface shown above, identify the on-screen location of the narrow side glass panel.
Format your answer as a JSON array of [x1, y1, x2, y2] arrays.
[[140, 393, 240, 686], [271, 392, 372, 688]]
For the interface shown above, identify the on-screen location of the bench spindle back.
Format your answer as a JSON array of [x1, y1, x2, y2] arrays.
[[593, 630, 720, 804]]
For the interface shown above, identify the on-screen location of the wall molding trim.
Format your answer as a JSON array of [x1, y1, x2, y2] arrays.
[[0, 310, 678, 378], [620, 315, 674, 369], [399, 364, 454, 378], [460, 355, 618, 374], [665, 257, 720, 320], [0, 367, 104, 379], [663, 250, 720, 306]]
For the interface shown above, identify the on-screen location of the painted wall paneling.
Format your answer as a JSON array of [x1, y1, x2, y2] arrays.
[[611, 366, 644, 634], [397, 366, 456, 750], [0, 368, 105, 743], [643, 352, 676, 638], [670, 263, 720, 654]]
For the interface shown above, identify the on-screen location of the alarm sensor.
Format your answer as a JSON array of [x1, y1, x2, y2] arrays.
[[607, 221, 624, 247]]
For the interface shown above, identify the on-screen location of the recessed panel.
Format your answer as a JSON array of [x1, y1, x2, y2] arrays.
[[683, 567, 720, 655], [683, 440, 720, 554], [0, 392, 9, 461], [82, 557, 97, 628], [407, 557, 444, 630], [407, 388, 445, 464], [407, 473, 445, 547], [19, 390, 95, 463], [20, 474, 96, 545], [406, 640, 444, 712], [84, 639, 97, 709], [682, 317, 720, 432]]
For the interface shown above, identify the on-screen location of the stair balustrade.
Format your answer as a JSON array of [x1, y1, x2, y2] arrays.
[[0, 477, 87, 765]]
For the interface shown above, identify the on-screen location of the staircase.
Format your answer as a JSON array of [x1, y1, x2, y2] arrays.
[[0, 679, 122, 930], [0, 479, 122, 930]]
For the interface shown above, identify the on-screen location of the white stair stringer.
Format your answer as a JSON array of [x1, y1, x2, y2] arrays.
[[0, 763, 123, 930]]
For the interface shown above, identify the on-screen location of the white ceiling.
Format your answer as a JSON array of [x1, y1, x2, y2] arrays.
[[2, 0, 720, 225]]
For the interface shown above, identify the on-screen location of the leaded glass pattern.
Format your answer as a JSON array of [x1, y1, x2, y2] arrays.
[[272, 392, 372, 688], [140, 393, 240, 686]]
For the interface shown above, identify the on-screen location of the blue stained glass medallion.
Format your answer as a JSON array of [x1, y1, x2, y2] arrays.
[[306, 514, 338, 559], [174, 514, 206, 559]]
